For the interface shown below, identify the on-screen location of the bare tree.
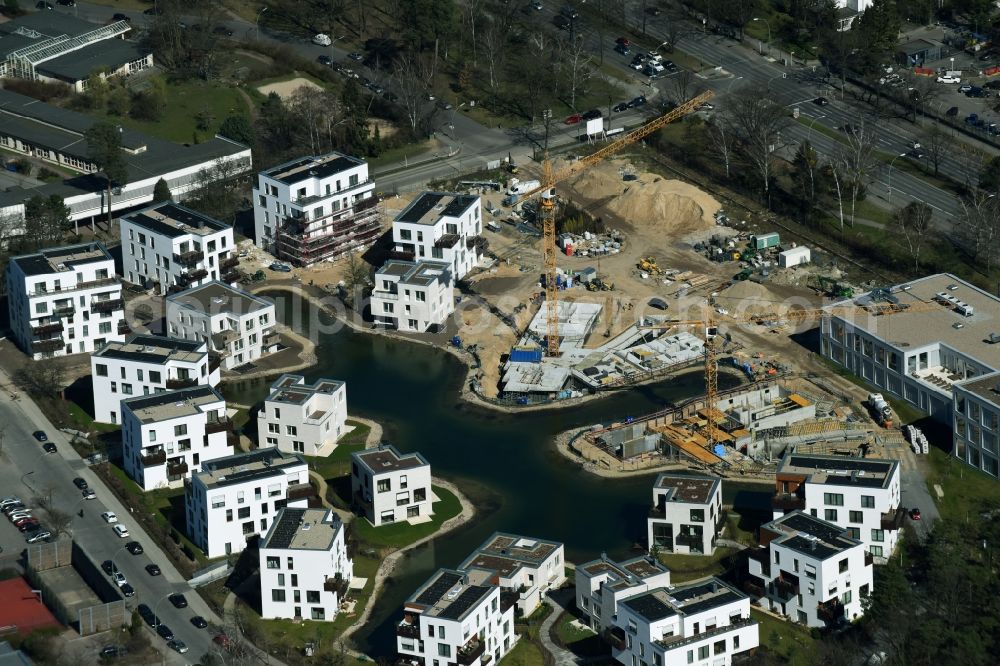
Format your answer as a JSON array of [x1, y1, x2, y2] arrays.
[[392, 58, 431, 132], [560, 34, 594, 110], [480, 18, 507, 108], [46, 507, 73, 537], [956, 190, 1000, 270], [670, 69, 695, 105], [705, 118, 736, 179], [725, 91, 788, 206], [922, 124, 948, 176], [523, 32, 553, 122], [463, 0, 483, 65], [286, 86, 329, 155], [894, 201, 933, 270], [836, 123, 878, 227]]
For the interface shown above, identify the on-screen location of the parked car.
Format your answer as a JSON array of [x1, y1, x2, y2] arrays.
[[564, 113, 582, 124], [121, 583, 135, 598], [146, 563, 162, 576], [101, 511, 118, 524], [42, 443, 57, 454], [553, 14, 570, 30], [156, 624, 174, 641], [72, 478, 88, 490], [317, 55, 333, 66], [17, 520, 40, 533], [8, 511, 32, 522], [191, 616, 208, 629], [581, 109, 602, 120], [937, 74, 961, 84], [26, 530, 51, 543], [2, 502, 26, 515], [947, 106, 959, 116], [101, 560, 116, 575], [113, 524, 130, 538], [0, 497, 22, 509], [614, 43, 630, 56], [612, 102, 629, 113], [813, 97, 829, 106], [348, 52, 364, 61], [213, 26, 234, 36], [36, 2, 54, 9], [910, 507, 922, 520], [168, 640, 189, 654], [168, 593, 188, 609], [32, 431, 47, 442], [83, 488, 97, 500], [137, 604, 155, 624], [13, 516, 37, 528], [126, 541, 143, 555], [629, 95, 647, 108], [112, 571, 127, 587], [269, 262, 292, 273], [959, 84, 973, 93], [57, 0, 76, 6], [531, 1, 543, 9], [100, 645, 128, 659]]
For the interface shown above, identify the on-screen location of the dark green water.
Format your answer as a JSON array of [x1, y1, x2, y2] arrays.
[[223, 292, 770, 655]]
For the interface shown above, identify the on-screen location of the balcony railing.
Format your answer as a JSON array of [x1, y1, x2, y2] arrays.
[[174, 250, 202, 267], [205, 419, 232, 434], [286, 482, 315, 502], [605, 627, 626, 651], [91, 298, 124, 313], [773, 576, 800, 600], [167, 459, 189, 476], [499, 591, 518, 613], [208, 354, 222, 373], [263, 331, 281, 346], [743, 579, 766, 598], [434, 234, 460, 249], [881, 507, 906, 531], [324, 574, 349, 597], [817, 599, 845, 624], [142, 449, 166, 466], [220, 255, 239, 270], [32, 321, 64, 336], [396, 622, 421, 639], [747, 548, 771, 576], [655, 618, 758, 652], [457, 639, 485, 666], [29, 276, 117, 297], [167, 377, 196, 389], [53, 304, 75, 317], [186, 268, 209, 281], [32, 338, 63, 353], [222, 269, 241, 284], [373, 290, 400, 301], [865, 552, 875, 567], [117, 321, 131, 335], [771, 494, 805, 512]]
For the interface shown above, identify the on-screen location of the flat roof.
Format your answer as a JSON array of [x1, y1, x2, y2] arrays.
[[0, 13, 101, 59], [122, 201, 229, 239], [827, 274, 1000, 372], [377, 259, 452, 287], [777, 454, 898, 489], [94, 333, 207, 365], [36, 39, 150, 82], [395, 191, 478, 225], [654, 474, 720, 504], [622, 578, 745, 623], [196, 448, 306, 489], [9, 241, 112, 276], [260, 508, 343, 551], [0, 578, 59, 637], [763, 511, 860, 561], [460, 532, 562, 578], [167, 281, 272, 315], [122, 384, 224, 423], [262, 152, 365, 185], [265, 374, 344, 406], [353, 444, 429, 475], [407, 568, 494, 621], [955, 371, 1000, 406], [578, 554, 669, 583]]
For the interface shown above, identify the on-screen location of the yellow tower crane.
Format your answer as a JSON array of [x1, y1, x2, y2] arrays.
[[519, 90, 716, 356]]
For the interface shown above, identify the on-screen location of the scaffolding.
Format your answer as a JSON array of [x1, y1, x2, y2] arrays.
[[273, 196, 383, 266]]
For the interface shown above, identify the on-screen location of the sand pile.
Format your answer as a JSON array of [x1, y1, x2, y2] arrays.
[[256, 77, 323, 100], [714, 280, 794, 317], [565, 160, 719, 234]]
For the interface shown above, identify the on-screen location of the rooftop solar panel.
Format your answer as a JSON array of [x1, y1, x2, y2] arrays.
[[414, 571, 462, 606], [265, 508, 306, 549], [621, 593, 674, 622], [437, 585, 491, 620]]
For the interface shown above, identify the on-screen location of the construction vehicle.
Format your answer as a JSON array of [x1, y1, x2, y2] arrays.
[[518, 90, 715, 356], [811, 276, 854, 299], [867, 393, 894, 428], [638, 257, 661, 274]]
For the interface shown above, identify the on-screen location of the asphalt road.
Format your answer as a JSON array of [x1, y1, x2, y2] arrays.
[[0, 369, 229, 664]]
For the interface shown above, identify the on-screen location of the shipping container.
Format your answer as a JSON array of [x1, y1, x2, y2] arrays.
[[510, 346, 543, 363], [750, 232, 780, 250]]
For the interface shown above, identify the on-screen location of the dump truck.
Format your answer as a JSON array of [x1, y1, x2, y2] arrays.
[[867, 393, 894, 428]]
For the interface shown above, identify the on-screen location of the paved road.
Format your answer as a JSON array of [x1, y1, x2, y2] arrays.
[[896, 448, 939, 544], [0, 367, 230, 665]]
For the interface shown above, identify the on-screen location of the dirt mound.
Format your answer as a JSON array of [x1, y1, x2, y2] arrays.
[[564, 160, 719, 235], [714, 280, 793, 316]]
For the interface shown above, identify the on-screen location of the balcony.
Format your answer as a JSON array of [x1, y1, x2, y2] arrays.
[[205, 419, 232, 434], [32, 338, 63, 353], [222, 269, 241, 284], [773, 575, 800, 600], [394, 657, 426, 666], [457, 638, 485, 666], [186, 268, 209, 281], [649, 504, 665, 519], [221, 255, 239, 270], [117, 321, 131, 335], [32, 321, 64, 336], [395, 618, 421, 639], [747, 548, 771, 576], [286, 482, 315, 502], [263, 331, 281, 347], [881, 507, 906, 531], [743, 579, 766, 598], [771, 493, 805, 512], [865, 551, 875, 567], [373, 290, 400, 301], [91, 298, 124, 313], [434, 234, 460, 249], [605, 627, 626, 651], [53, 303, 75, 317], [141, 449, 166, 466], [167, 458, 189, 476], [654, 618, 757, 651], [173, 250, 202, 267], [499, 591, 518, 613], [208, 354, 222, 373], [29, 277, 117, 297], [167, 377, 197, 389], [817, 599, 845, 624], [324, 574, 349, 597]]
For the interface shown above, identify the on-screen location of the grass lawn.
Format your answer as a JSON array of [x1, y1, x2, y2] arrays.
[[751, 609, 820, 665], [66, 400, 121, 433], [499, 639, 544, 666], [924, 446, 1000, 522], [554, 608, 606, 658], [302, 419, 370, 479], [656, 547, 736, 583], [369, 139, 437, 170], [352, 485, 462, 549]]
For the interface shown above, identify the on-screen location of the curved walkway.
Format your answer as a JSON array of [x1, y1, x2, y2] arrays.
[[540, 590, 583, 666]]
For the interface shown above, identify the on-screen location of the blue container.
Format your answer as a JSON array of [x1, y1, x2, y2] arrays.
[[510, 347, 543, 363]]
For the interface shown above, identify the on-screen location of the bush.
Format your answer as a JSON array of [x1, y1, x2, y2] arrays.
[[37, 168, 60, 181], [2, 78, 69, 101]]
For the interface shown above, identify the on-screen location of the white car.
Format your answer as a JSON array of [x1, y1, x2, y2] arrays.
[[937, 75, 961, 84], [112, 571, 127, 587], [312, 33, 331, 46], [113, 524, 130, 538], [101, 511, 118, 524]]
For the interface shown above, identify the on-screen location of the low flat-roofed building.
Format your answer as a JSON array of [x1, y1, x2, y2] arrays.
[[371, 259, 454, 332], [745, 511, 873, 628], [392, 191, 483, 279], [952, 371, 1000, 480], [576, 554, 672, 632], [166, 281, 278, 370], [609, 578, 758, 666], [648, 474, 724, 556], [121, 384, 234, 490], [259, 507, 353, 622], [91, 334, 221, 424], [258, 373, 348, 456], [459, 532, 566, 615], [186, 448, 314, 558], [120, 201, 239, 295], [351, 444, 432, 526], [6, 241, 125, 360], [771, 453, 903, 560]]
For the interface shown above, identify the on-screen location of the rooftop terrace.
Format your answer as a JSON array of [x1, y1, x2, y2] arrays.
[[122, 385, 224, 424], [776, 454, 898, 489], [353, 444, 429, 474], [654, 474, 720, 504], [260, 508, 343, 551]]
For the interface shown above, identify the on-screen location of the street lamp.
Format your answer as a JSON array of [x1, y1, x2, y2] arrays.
[[753, 17, 771, 56], [256, 6, 268, 42], [887, 153, 907, 205]]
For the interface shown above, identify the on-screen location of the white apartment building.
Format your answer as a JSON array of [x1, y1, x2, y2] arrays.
[[351, 445, 432, 526], [120, 201, 239, 295], [91, 334, 222, 424], [252, 152, 381, 265], [395, 568, 517, 666], [121, 385, 235, 491], [6, 242, 126, 360], [259, 507, 354, 622], [608, 578, 759, 666], [745, 511, 873, 628], [459, 533, 566, 616], [648, 475, 724, 556], [371, 260, 455, 333], [186, 448, 313, 558], [771, 454, 904, 560], [166, 281, 278, 371], [953, 372, 1000, 480], [392, 191, 483, 280], [258, 374, 348, 456], [575, 554, 672, 633]]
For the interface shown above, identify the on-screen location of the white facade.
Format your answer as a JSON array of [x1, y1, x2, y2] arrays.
[[952, 373, 1000, 480], [6, 242, 125, 360], [120, 202, 238, 295], [396, 568, 518, 666], [460, 533, 566, 616], [91, 334, 221, 424], [165, 281, 278, 371], [746, 511, 873, 628], [609, 578, 758, 666], [647, 475, 723, 556], [575, 554, 672, 633], [351, 445, 432, 526], [258, 374, 348, 456], [252, 152, 381, 265], [371, 260, 455, 333], [392, 191, 483, 280], [771, 454, 903, 560], [121, 385, 235, 491], [259, 508, 354, 622], [186, 448, 312, 558]]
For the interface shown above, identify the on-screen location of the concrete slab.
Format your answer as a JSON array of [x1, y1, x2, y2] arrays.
[[349, 576, 367, 590], [406, 514, 432, 525]]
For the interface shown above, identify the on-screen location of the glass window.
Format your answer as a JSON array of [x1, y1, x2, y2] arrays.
[[871, 529, 885, 543], [698, 646, 709, 660], [306, 590, 320, 603], [271, 589, 285, 602], [825, 509, 838, 522], [838, 558, 848, 573], [266, 556, 279, 569], [96, 364, 108, 377], [823, 493, 844, 506], [860, 495, 875, 508], [849, 511, 863, 523], [713, 640, 726, 655]]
